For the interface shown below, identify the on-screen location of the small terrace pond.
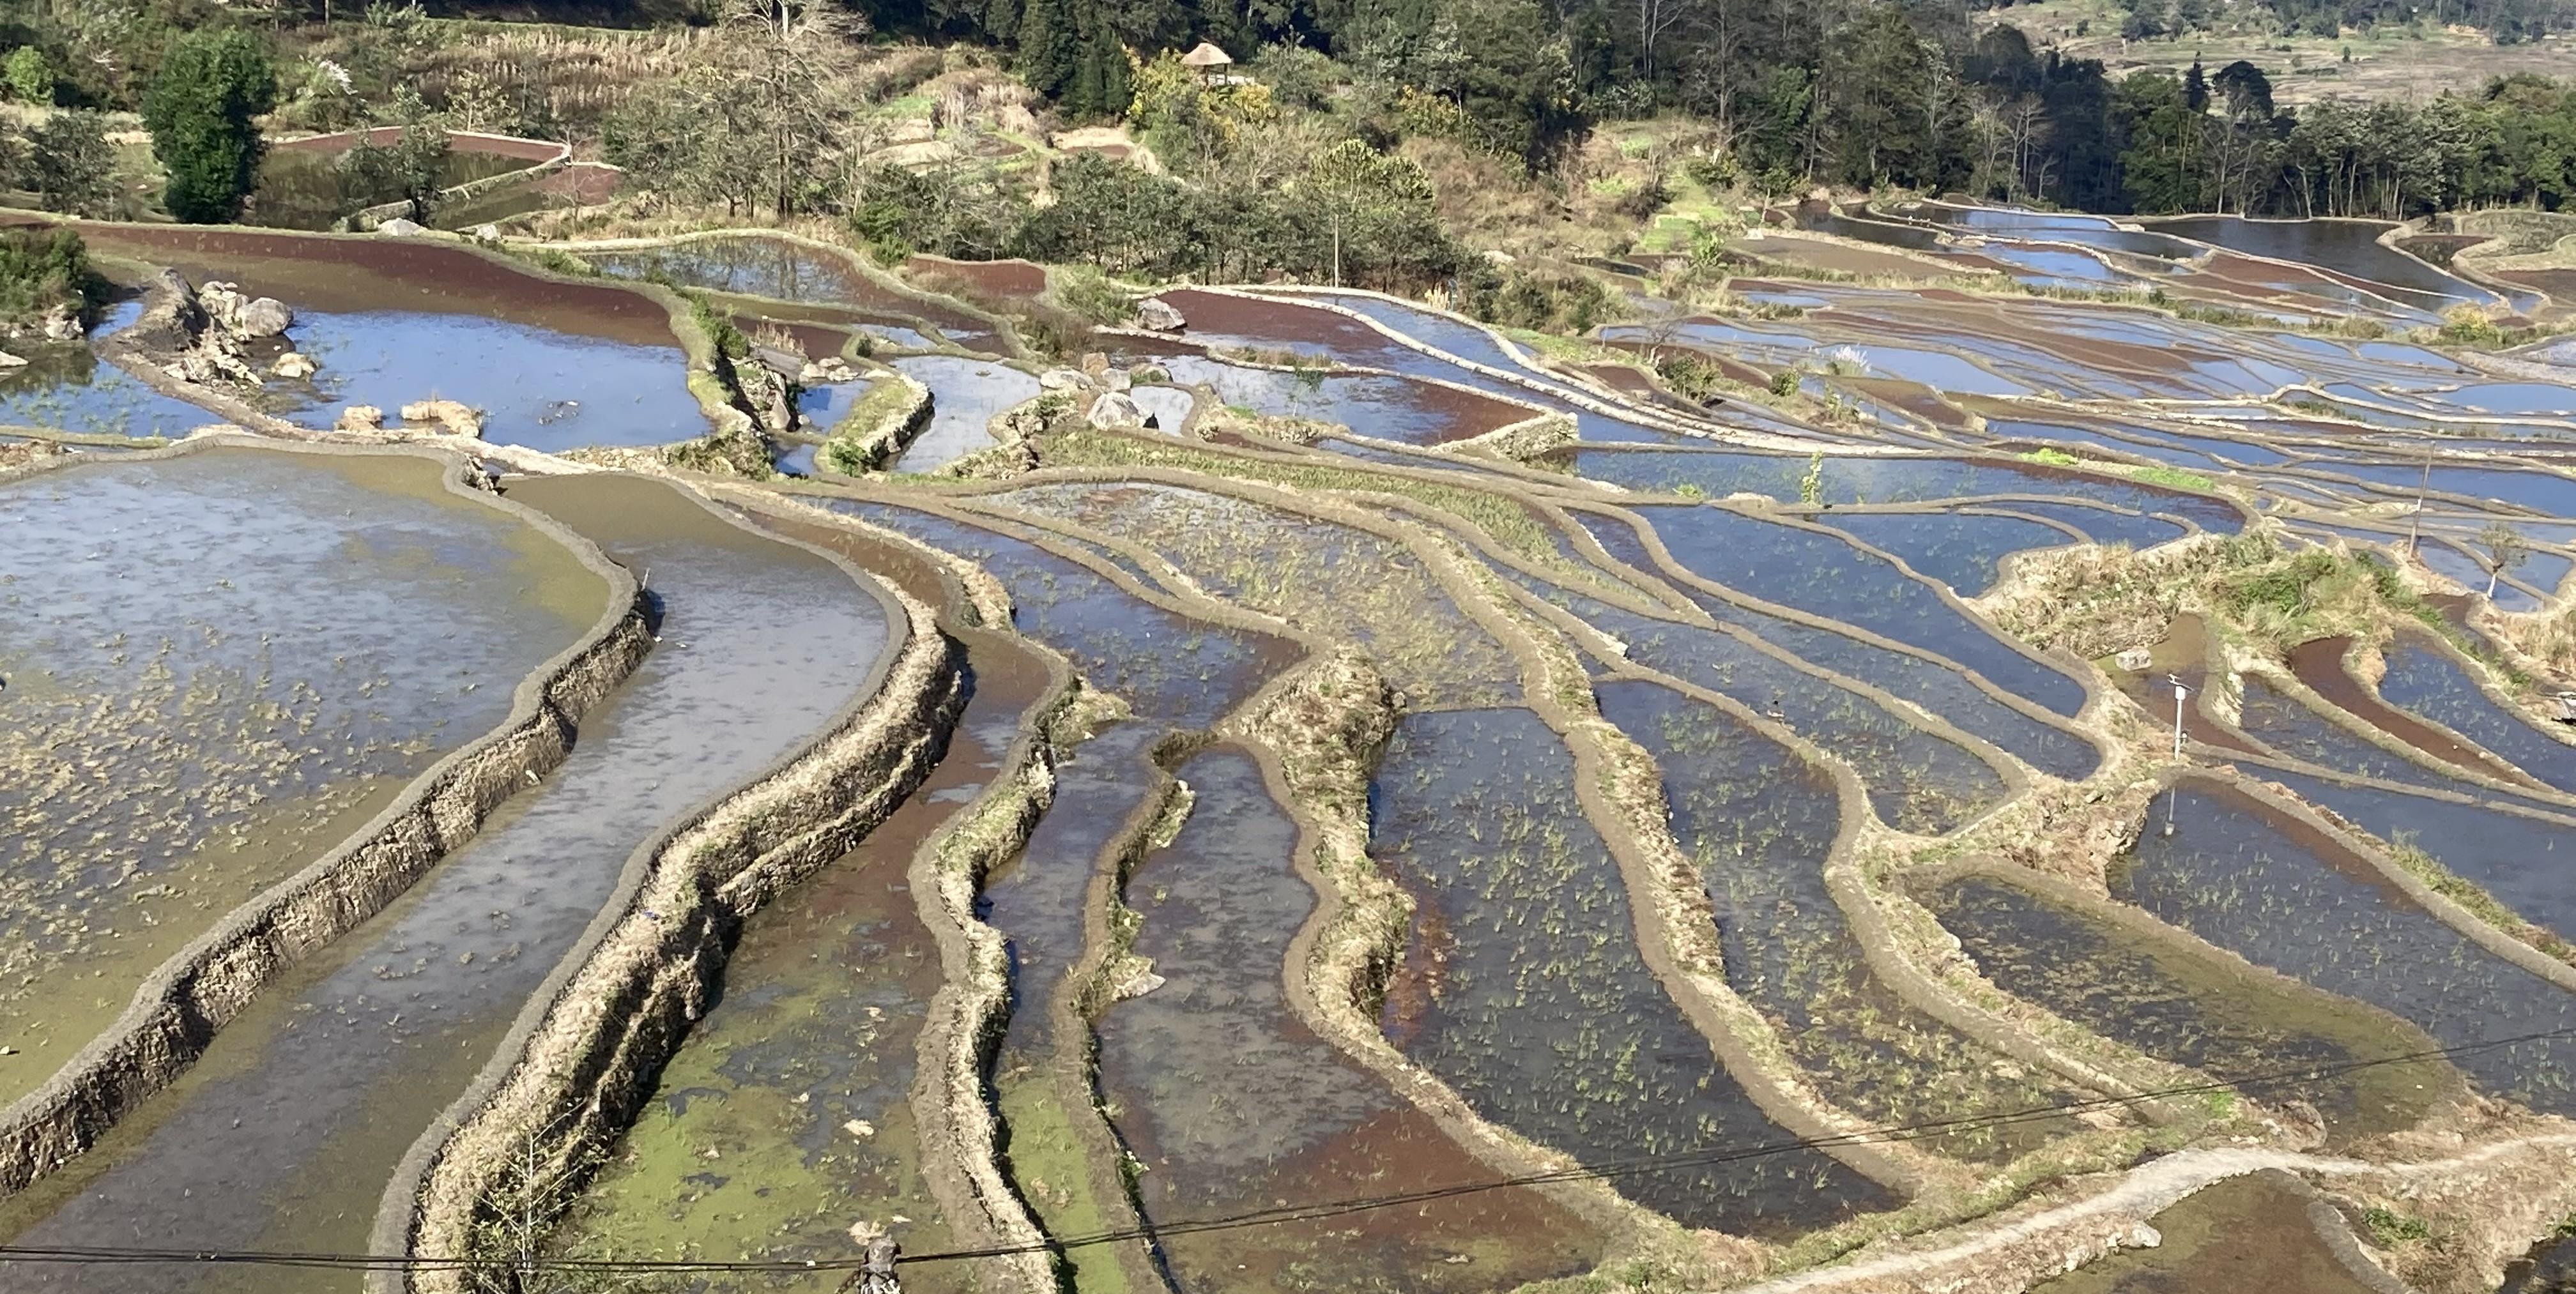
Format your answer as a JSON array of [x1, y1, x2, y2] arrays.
[[1370, 707, 1899, 1235], [2031, 1169, 2396, 1294], [84, 226, 710, 451], [551, 522, 1054, 1282], [0, 446, 607, 1111], [0, 301, 219, 439], [0, 474, 896, 1289], [1100, 745, 1603, 1291], [2113, 780, 2576, 1117], [886, 356, 1041, 473], [1600, 681, 2085, 1161], [246, 136, 540, 232]]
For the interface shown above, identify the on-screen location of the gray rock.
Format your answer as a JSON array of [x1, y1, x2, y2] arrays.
[[378, 217, 425, 237], [271, 351, 317, 380], [1086, 391, 1149, 430], [235, 296, 293, 339], [40, 304, 81, 342], [1136, 297, 1186, 332], [1038, 367, 1090, 392]]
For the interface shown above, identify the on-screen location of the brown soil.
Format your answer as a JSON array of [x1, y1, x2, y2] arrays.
[[2110, 613, 2266, 756], [76, 223, 682, 348], [1740, 234, 1954, 279], [2288, 636, 2520, 782], [2032, 1169, 2389, 1294], [1154, 289, 1414, 367], [906, 255, 1048, 298]]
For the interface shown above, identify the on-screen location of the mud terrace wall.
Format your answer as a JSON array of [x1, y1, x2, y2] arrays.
[[0, 436, 648, 1194], [390, 520, 972, 1294], [820, 372, 936, 475]]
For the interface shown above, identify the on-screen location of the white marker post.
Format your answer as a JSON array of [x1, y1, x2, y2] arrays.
[[2169, 675, 2190, 760], [2165, 675, 2190, 837]]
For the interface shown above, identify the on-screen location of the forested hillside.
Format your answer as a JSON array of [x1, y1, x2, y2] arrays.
[[7, 0, 2576, 250]]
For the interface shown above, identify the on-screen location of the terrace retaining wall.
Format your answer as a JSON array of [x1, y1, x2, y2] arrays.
[[0, 436, 649, 1195], [388, 496, 967, 1292]]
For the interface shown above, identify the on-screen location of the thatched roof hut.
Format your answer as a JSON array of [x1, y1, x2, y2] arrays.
[[1179, 42, 1234, 69]]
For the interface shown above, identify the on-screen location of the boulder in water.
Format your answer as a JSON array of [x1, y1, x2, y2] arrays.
[[1086, 390, 1149, 430], [272, 351, 317, 380], [1136, 297, 1186, 332], [800, 356, 858, 384], [1038, 367, 1089, 392], [0, 351, 26, 368], [400, 398, 484, 436], [337, 405, 387, 432]]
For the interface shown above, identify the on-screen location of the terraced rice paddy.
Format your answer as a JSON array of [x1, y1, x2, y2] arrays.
[[0, 445, 609, 1111], [0, 302, 218, 439], [0, 473, 894, 1290], [2115, 781, 2576, 1116], [1601, 681, 2085, 1160], [21, 204, 2576, 1294], [1372, 707, 1896, 1233]]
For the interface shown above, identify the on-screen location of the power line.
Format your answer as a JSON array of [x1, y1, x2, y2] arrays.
[[1, 1023, 2564, 1277]]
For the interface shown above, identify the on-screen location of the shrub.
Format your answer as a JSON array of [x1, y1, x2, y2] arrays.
[[24, 110, 115, 218], [6, 47, 54, 105], [0, 227, 103, 328], [1458, 266, 1619, 334], [142, 29, 279, 224]]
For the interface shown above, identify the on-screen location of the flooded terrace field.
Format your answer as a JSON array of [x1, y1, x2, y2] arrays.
[[33, 192, 2576, 1294], [0, 445, 610, 1112], [80, 225, 711, 451], [0, 473, 898, 1290]]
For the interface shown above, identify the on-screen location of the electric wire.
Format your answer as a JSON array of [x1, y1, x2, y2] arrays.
[[0, 1022, 2563, 1275]]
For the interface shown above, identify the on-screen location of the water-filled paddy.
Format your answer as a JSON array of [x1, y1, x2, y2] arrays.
[[1818, 509, 2074, 595], [2257, 766, 2576, 946], [0, 446, 606, 1110], [2114, 781, 2576, 1116], [1529, 579, 2009, 830], [819, 498, 1289, 725], [985, 480, 1521, 708], [1101, 745, 1602, 1290], [2, 301, 219, 438], [1630, 504, 2089, 718], [0, 473, 893, 1288], [886, 356, 1040, 473], [1928, 872, 2446, 1139], [1567, 447, 2244, 533], [1601, 683, 2083, 1160], [81, 226, 711, 451], [2374, 636, 2576, 793], [275, 308, 711, 449], [551, 564, 1045, 1283], [1371, 707, 1897, 1234], [1154, 353, 1522, 445]]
